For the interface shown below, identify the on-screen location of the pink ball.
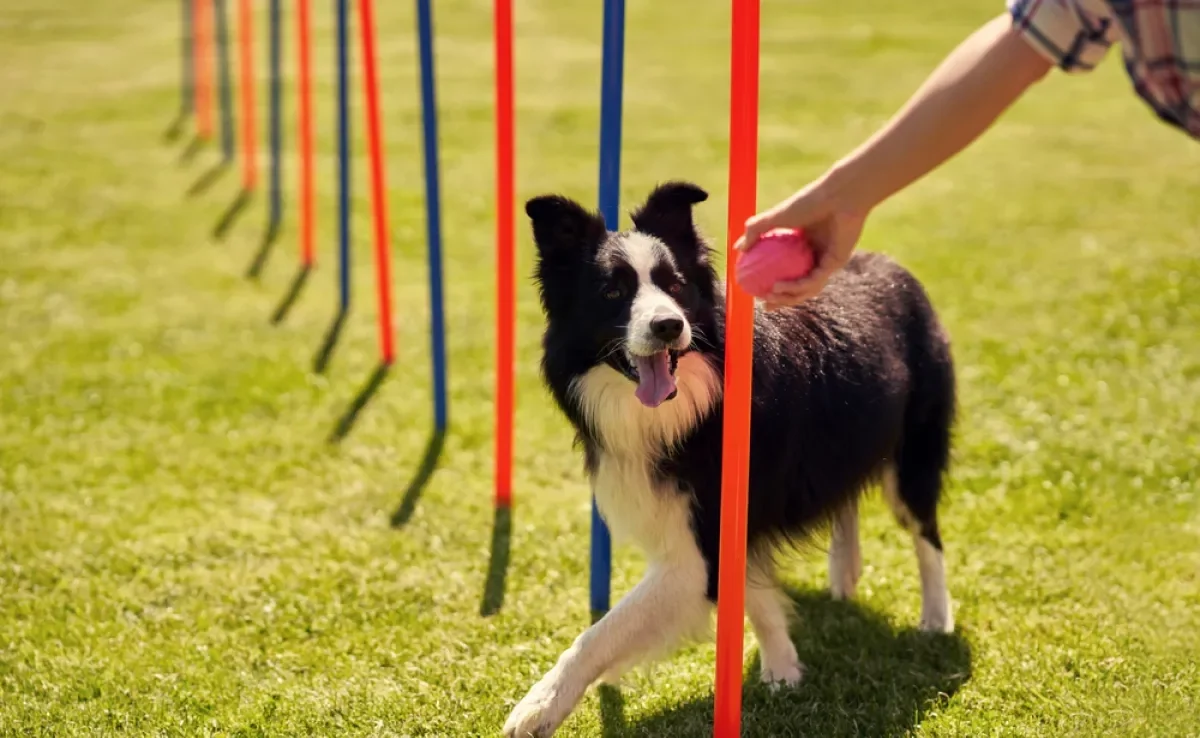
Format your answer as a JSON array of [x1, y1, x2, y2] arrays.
[[735, 228, 815, 298]]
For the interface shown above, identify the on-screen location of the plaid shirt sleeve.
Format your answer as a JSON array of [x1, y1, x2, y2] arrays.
[[1007, 0, 1119, 72], [1007, 0, 1200, 138]]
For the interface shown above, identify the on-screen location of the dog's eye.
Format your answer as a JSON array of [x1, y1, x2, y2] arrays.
[[604, 286, 623, 300], [669, 282, 683, 295]]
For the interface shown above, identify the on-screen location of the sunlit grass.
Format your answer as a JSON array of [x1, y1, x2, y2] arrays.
[[0, 0, 1197, 735]]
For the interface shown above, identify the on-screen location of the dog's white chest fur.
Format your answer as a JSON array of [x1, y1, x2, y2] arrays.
[[590, 455, 691, 560], [570, 353, 721, 562]]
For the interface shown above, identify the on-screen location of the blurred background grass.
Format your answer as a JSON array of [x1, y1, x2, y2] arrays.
[[0, 0, 1197, 735]]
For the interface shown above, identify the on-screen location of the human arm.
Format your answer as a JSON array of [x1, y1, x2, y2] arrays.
[[739, 12, 1054, 307]]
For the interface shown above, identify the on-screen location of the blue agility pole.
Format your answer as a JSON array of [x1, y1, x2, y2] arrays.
[[336, 0, 351, 312], [214, 0, 235, 161], [416, 0, 448, 433], [269, 0, 283, 233], [590, 0, 626, 617]]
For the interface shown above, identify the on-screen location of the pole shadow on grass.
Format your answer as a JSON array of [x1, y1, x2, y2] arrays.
[[312, 307, 349, 374], [603, 590, 972, 737], [245, 219, 281, 279], [212, 189, 252, 241], [163, 114, 188, 143], [187, 160, 231, 197], [327, 362, 390, 443], [478, 504, 511, 616], [390, 427, 446, 528], [271, 265, 313, 324], [178, 135, 205, 165]]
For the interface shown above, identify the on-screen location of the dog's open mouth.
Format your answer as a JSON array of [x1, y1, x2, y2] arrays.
[[615, 350, 681, 408]]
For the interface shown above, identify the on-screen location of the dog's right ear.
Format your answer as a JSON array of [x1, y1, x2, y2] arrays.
[[525, 195, 608, 257], [629, 181, 710, 264]]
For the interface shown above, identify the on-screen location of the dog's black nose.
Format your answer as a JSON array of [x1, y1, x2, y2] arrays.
[[650, 316, 684, 342]]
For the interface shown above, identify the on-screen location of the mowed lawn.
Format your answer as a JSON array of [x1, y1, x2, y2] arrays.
[[1, 0, 1198, 735]]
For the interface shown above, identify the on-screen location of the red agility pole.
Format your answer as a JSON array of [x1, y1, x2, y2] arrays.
[[713, 0, 760, 734], [297, 0, 315, 266], [493, 0, 515, 509], [195, 0, 215, 140], [357, 0, 396, 365], [237, 0, 257, 189]]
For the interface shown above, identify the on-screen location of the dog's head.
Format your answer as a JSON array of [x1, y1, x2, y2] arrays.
[[528, 181, 719, 409]]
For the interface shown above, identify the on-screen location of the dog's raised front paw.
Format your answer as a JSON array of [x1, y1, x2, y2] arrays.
[[503, 676, 572, 738]]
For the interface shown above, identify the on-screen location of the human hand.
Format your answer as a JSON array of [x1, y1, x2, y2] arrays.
[[731, 13, 1052, 309], [734, 178, 867, 309]]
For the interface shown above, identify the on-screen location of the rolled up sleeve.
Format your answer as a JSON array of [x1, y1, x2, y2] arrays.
[[1007, 0, 1117, 72]]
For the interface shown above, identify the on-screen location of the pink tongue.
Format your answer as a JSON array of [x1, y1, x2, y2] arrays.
[[633, 352, 677, 408]]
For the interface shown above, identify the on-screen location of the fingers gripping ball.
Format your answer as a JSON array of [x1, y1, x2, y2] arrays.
[[735, 228, 815, 298]]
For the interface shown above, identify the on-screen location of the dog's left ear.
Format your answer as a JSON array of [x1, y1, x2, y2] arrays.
[[630, 181, 709, 260]]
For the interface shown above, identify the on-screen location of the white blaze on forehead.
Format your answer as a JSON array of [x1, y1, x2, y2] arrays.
[[615, 232, 690, 357], [616, 232, 675, 280]]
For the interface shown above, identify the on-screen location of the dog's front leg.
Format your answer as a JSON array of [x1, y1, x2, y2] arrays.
[[502, 556, 709, 738]]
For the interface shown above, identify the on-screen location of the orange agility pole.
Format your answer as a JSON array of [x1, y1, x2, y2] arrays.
[[712, 0, 760, 734], [195, 0, 215, 140], [494, 0, 515, 508], [237, 0, 257, 190], [357, 0, 396, 365], [297, 0, 315, 266]]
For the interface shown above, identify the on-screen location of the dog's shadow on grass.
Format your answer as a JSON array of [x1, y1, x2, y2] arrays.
[[602, 590, 972, 737]]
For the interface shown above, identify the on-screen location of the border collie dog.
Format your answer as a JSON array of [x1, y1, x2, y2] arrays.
[[504, 182, 956, 737]]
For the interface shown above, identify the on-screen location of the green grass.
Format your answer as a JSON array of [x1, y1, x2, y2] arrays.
[[1, 0, 1198, 735]]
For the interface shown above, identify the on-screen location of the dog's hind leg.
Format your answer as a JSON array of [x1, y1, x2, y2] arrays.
[[828, 498, 862, 600], [503, 551, 710, 737], [888, 314, 956, 633], [747, 557, 804, 687], [882, 463, 954, 633]]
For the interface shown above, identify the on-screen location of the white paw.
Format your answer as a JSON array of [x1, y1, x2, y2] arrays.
[[759, 647, 805, 690], [829, 571, 857, 601], [828, 550, 860, 601], [503, 676, 573, 738], [919, 602, 955, 634]]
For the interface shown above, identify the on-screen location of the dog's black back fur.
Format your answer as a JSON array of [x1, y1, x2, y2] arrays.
[[529, 182, 955, 599]]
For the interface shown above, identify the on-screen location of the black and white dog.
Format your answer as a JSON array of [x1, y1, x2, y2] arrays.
[[504, 182, 956, 737]]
